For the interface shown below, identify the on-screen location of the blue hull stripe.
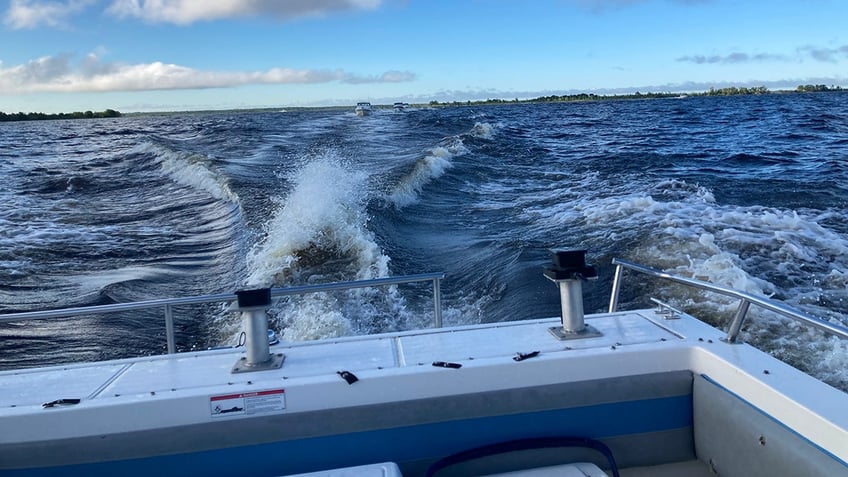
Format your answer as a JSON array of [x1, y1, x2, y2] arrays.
[[7, 395, 692, 477]]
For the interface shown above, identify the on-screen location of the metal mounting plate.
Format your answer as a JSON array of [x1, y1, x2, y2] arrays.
[[231, 353, 286, 374], [548, 324, 603, 341]]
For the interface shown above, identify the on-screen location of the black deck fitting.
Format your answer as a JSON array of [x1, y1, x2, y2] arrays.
[[235, 288, 272, 309], [543, 249, 597, 280]]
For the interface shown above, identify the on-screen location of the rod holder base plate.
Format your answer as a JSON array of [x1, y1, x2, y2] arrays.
[[231, 353, 286, 374], [548, 325, 603, 341]]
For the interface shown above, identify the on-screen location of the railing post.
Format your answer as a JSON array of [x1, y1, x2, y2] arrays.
[[433, 277, 443, 328], [608, 263, 624, 313], [164, 304, 176, 354], [725, 299, 751, 344]]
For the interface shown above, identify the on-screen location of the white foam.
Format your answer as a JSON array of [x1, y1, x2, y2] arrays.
[[245, 155, 388, 288], [522, 175, 848, 388], [524, 177, 848, 321], [386, 146, 454, 208], [236, 154, 411, 342], [276, 293, 354, 341], [471, 121, 496, 139], [134, 142, 239, 203]]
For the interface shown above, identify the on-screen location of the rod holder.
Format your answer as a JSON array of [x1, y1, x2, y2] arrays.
[[544, 250, 602, 340], [231, 288, 285, 374]]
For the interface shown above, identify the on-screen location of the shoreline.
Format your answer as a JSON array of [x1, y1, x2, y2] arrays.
[[2, 86, 845, 120]]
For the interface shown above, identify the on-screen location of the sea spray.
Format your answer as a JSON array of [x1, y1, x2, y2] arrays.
[[471, 121, 496, 139], [239, 154, 410, 342], [386, 146, 455, 208], [386, 137, 471, 208], [244, 155, 386, 287], [149, 142, 240, 204]]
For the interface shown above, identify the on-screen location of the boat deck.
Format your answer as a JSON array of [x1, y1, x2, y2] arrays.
[[2, 310, 691, 409], [1, 308, 846, 476]]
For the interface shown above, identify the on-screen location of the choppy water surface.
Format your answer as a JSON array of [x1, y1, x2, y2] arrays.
[[1, 94, 847, 390]]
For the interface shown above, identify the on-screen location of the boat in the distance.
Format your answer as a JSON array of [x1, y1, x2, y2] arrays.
[[355, 102, 373, 116], [1, 249, 846, 476], [393, 102, 410, 111]]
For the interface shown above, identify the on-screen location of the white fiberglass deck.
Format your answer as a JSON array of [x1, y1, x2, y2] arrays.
[[2, 310, 686, 409], [1, 308, 845, 470]]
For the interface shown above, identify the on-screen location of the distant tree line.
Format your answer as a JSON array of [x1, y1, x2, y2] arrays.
[[427, 83, 845, 107], [0, 109, 121, 122], [699, 86, 770, 96], [796, 84, 843, 92]]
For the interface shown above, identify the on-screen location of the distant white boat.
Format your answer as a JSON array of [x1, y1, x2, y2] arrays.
[[355, 102, 372, 116], [393, 102, 410, 111]]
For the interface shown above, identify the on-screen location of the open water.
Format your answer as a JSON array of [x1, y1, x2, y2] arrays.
[[1, 93, 847, 391]]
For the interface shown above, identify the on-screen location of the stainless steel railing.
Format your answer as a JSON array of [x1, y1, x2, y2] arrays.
[[0, 272, 446, 354], [608, 258, 848, 342]]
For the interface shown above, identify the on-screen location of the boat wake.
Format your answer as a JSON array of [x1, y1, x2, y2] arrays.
[[238, 154, 411, 343], [384, 124, 489, 208], [522, 174, 848, 390], [136, 141, 240, 204]]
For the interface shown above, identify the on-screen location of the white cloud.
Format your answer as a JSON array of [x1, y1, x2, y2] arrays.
[[677, 52, 788, 64], [3, 0, 95, 29], [678, 46, 848, 65], [3, 0, 382, 29], [0, 53, 414, 93], [105, 0, 382, 24], [798, 45, 848, 63]]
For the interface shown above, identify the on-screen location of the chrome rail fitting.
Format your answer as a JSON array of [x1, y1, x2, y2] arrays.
[[0, 272, 447, 360], [608, 258, 848, 343]]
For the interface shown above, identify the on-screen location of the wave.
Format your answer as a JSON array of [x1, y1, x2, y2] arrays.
[[521, 174, 848, 315], [238, 154, 411, 343], [131, 141, 240, 204], [522, 175, 848, 389], [1, 139, 247, 315], [385, 146, 456, 208], [385, 125, 485, 208], [245, 155, 387, 287], [471, 121, 496, 139]]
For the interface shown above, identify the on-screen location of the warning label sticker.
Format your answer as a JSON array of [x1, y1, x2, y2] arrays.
[[209, 389, 286, 418]]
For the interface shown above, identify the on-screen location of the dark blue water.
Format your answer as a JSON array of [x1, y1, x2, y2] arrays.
[[1, 93, 847, 390]]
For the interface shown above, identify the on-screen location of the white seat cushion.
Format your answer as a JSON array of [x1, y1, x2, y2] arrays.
[[283, 462, 402, 477], [482, 462, 609, 477]]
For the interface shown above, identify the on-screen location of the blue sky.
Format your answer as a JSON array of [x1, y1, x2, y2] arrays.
[[1, 0, 847, 113]]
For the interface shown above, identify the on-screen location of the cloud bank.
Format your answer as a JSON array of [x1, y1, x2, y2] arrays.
[[0, 53, 415, 94], [106, 0, 382, 25], [678, 47, 848, 64], [677, 52, 787, 64], [4, 0, 382, 29], [798, 45, 848, 63], [4, 0, 94, 29]]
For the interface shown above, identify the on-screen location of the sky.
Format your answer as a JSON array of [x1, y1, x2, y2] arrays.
[[1, 0, 847, 113]]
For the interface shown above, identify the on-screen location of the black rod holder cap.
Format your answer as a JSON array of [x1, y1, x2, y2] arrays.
[[543, 249, 597, 280], [235, 288, 271, 309]]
